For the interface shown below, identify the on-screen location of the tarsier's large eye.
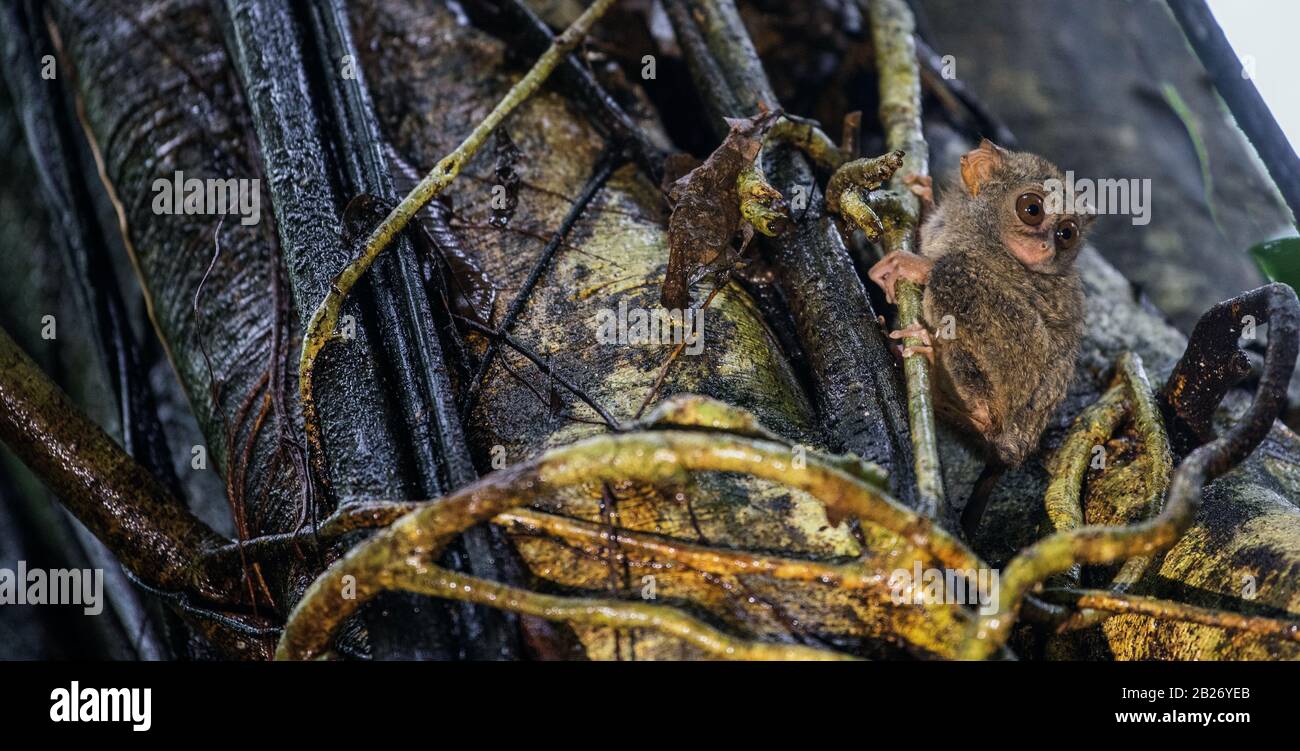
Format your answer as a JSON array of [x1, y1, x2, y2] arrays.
[[1055, 218, 1081, 250], [1015, 192, 1045, 226]]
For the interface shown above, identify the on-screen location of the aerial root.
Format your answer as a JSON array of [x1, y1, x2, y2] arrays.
[[275, 396, 977, 660]]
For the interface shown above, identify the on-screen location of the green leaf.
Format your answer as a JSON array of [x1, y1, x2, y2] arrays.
[[1161, 82, 1224, 239], [1248, 237, 1300, 291]]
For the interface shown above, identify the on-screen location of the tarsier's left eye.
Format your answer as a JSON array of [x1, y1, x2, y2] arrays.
[[1016, 192, 1045, 226], [1055, 218, 1080, 250]]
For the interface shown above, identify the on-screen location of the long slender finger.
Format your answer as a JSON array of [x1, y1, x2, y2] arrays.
[[902, 345, 935, 365]]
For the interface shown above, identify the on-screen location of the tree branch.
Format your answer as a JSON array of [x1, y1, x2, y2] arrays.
[[1167, 0, 1300, 225], [860, 0, 944, 519], [0, 324, 232, 601]]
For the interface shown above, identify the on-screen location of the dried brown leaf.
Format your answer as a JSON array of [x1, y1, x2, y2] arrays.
[[660, 110, 781, 309]]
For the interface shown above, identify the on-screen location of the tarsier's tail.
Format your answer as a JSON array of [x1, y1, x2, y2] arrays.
[[961, 460, 1008, 539]]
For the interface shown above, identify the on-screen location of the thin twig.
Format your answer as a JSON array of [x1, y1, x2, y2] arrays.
[[463, 0, 666, 181], [459, 146, 621, 419], [1043, 588, 1300, 642], [861, 0, 944, 519], [634, 280, 725, 419], [219, 500, 926, 605], [453, 315, 624, 431], [498, 508, 902, 595]]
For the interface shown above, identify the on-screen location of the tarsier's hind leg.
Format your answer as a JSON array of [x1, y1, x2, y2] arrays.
[[936, 346, 999, 435], [932, 346, 1007, 537]]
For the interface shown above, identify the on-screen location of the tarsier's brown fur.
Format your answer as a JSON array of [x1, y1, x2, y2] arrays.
[[871, 140, 1089, 475]]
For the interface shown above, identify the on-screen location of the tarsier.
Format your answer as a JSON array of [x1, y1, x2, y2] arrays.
[[868, 140, 1089, 535]]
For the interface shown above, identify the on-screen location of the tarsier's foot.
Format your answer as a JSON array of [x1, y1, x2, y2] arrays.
[[868, 250, 934, 304], [889, 321, 932, 346], [967, 400, 995, 436], [900, 344, 934, 363], [888, 322, 934, 363], [904, 174, 934, 209]]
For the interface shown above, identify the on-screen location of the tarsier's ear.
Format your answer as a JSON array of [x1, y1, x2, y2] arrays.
[[959, 139, 1007, 196], [1076, 194, 1099, 227]]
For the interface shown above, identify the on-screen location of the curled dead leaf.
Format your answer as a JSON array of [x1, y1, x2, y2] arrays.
[[660, 110, 782, 309]]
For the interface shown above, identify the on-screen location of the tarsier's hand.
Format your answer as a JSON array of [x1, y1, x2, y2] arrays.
[[903, 174, 934, 210], [888, 321, 934, 364], [868, 250, 934, 304]]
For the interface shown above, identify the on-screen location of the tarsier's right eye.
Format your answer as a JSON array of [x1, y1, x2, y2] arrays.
[[1015, 192, 1045, 226], [1055, 219, 1081, 250]]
